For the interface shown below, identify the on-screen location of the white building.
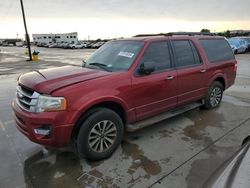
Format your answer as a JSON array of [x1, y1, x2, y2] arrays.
[[32, 32, 78, 44]]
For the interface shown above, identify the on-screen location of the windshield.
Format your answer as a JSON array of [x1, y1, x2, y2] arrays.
[[84, 41, 144, 72]]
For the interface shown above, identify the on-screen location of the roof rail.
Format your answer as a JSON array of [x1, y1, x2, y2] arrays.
[[168, 32, 216, 36], [134, 32, 216, 37], [134, 33, 167, 37]]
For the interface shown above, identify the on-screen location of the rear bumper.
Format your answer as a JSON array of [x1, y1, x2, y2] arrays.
[[12, 100, 74, 147]]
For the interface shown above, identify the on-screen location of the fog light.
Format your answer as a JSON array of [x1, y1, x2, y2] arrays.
[[34, 127, 51, 136]]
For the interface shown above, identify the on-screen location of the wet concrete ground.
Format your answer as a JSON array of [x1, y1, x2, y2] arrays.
[[0, 46, 250, 188]]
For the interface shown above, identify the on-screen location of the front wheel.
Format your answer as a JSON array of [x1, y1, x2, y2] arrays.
[[76, 108, 124, 160], [204, 81, 223, 109]]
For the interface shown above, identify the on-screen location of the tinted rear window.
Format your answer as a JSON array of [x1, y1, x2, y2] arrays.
[[172, 40, 201, 67], [200, 39, 234, 62]]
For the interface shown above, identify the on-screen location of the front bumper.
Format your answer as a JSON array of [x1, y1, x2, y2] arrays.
[[12, 100, 74, 147]]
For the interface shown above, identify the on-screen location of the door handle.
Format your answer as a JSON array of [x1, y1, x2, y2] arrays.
[[166, 76, 174, 80], [200, 69, 206, 73]]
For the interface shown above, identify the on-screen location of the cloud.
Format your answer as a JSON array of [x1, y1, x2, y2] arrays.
[[1, 0, 250, 38], [1, 0, 250, 21]]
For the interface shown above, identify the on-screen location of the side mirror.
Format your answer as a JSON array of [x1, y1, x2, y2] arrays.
[[139, 61, 155, 75]]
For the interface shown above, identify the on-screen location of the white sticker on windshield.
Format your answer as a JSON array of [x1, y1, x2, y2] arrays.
[[118, 51, 134, 58]]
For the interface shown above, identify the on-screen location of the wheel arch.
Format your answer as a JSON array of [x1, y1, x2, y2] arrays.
[[214, 77, 226, 90], [208, 74, 226, 91], [71, 100, 127, 141]]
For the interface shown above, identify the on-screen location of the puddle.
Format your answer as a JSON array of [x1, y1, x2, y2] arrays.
[[76, 140, 163, 187], [183, 109, 225, 141], [121, 140, 162, 176], [24, 150, 82, 188], [24, 149, 117, 187], [158, 128, 177, 139]]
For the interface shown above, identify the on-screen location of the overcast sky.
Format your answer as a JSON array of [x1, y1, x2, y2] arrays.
[[0, 0, 250, 39]]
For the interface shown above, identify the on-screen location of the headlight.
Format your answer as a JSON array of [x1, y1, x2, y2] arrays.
[[36, 95, 67, 112]]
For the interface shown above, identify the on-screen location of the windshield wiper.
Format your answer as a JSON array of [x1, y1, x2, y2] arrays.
[[88, 62, 112, 72]]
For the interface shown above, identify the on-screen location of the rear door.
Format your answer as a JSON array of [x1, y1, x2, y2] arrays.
[[132, 41, 177, 121], [171, 40, 208, 106]]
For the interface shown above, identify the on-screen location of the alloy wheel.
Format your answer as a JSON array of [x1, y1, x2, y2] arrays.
[[88, 120, 117, 153], [210, 87, 222, 107]]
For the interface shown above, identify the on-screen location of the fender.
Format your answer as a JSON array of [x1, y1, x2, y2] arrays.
[[69, 94, 130, 125]]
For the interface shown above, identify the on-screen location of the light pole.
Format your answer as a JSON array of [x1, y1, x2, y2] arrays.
[[20, 0, 32, 61]]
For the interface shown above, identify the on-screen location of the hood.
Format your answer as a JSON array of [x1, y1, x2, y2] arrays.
[[18, 66, 111, 94]]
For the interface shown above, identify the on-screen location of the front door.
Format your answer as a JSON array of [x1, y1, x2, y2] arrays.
[[132, 41, 178, 121]]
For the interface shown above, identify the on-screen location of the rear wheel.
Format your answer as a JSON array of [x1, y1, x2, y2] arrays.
[[76, 108, 124, 160], [204, 81, 223, 109]]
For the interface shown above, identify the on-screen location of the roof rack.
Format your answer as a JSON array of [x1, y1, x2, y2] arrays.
[[134, 32, 216, 37], [168, 32, 216, 36], [134, 33, 167, 37]]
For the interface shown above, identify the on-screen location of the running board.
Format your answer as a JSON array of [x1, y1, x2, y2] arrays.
[[126, 101, 203, 132]]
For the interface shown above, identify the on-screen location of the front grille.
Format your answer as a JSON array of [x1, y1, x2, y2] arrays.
[[16, 85, 40, 112]]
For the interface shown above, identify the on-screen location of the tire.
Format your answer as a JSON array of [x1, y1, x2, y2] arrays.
[[204, 81, 223, 109], [76, 108, 124, 160]]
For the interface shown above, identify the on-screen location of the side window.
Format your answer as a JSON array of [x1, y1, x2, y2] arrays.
[[172, 40, 201, 67], [139, 41, 171, 73], [200, 39, 234, 62]]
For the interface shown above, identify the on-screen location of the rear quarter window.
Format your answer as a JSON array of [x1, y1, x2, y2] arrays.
[[200, 39, 234, 62]]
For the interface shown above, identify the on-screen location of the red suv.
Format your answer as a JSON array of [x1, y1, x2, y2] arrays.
[[12, 34, 237, 160]]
